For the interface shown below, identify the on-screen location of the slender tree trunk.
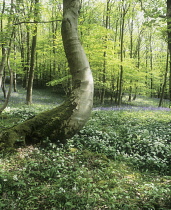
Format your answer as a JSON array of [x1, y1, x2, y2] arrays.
[[26, 0, 39, 105], [51, 8, 58, 78], [113, 14, 119, 104], [0, 27, 15, 110], [0, 0, 14, 103], [167, 0, 171, 102], [115, 72, 119, 104], [13, 72, 17, 92], [23, 29, 30, 89], [0, 48, 6, 89], [128, 7, 134, 102], [159, 49, 169, 107], [13, 43, 17, 92], [1, 71, 7, 99], [128, 82, 132, 102], [149, 33, 153, 98], [118, 9, 125, 106], [101, 54, 106, 104], [101, 0, 111, 104], [133, 28, 142, 100], [0, 55, 13, 113], [0, 0, 6, 89], [19, 25, 30, 89], [118, 1, 129, 106], [0, 0, 94, 151], [145, 41, 149, 94], [0, 26, 15, 112], [133, 86, 137, 100]]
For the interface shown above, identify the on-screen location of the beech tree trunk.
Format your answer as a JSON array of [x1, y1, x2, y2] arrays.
[[118, 1, 129, 106], [167, 0, 171, 101], [0, 0, 94, 151], [0, 48, 6, 89], [100, 0, 111, 105], [159, 49, 169, 107], [0, 0, 6, 89], [26, 0, 39, 105], [0, 57, 13, 113]]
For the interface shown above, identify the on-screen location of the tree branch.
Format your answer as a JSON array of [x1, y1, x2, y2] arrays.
[[13, 19, 62, 25]]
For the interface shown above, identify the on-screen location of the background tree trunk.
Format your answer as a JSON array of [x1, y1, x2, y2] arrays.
[[0, 55, 13, 113], [167, 0, 171, 102], [159, 49, 169, 107], [26, 0, 39, 105], [0, 0, 94, 151], [0, 0, 6, 89], [118, 1, 129, 106]]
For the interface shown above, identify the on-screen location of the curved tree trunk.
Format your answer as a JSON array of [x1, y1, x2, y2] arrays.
[[0, 0, 94, 150]]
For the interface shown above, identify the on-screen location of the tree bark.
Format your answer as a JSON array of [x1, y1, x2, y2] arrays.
[[26, 0, 39, 105], [100, 0, 111, 104], [128, 6, 134, 102], [1, 71, 7, 99], [118, 7, 125, 106], [159, 49, 169, 107], [0, 0, 94, 151], [0, 0, 6, 89], [13, 43, 17, 92], [118, 1, 129, 106], [167, 0, 171, 101], [0, 48, 6, 89], [0, 26, 15, 112], [0, 55, 13, 113]]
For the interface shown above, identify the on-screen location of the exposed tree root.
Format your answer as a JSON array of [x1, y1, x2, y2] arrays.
[[0, 98, 77, 151]]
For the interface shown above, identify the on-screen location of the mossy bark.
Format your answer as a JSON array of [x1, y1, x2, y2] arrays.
[[0, 98, 78, 150]]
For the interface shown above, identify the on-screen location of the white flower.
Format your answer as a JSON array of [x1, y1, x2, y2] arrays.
[[59, 188, 65, 193], [13, 175, 18, 181], [4, 107, 11, 113], [72, 185, 77, 191]]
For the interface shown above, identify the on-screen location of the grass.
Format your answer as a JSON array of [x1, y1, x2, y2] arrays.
[[0, 87, 171, 209]]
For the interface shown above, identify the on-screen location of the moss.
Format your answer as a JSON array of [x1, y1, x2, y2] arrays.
[[0, 98, 77, 151], [0, 129, 21, 152]]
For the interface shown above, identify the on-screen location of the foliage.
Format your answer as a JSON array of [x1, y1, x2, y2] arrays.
[[1, 88, 171, 209], [70, 109, 171, 175], [0, 141, 171, 209], [1, 0, 169, 104]]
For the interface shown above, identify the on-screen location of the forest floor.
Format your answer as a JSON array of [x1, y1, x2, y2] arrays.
[[0, 86, 171, 209]]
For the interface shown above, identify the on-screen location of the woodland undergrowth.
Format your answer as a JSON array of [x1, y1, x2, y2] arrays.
[[0, 88, 171, 209]]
